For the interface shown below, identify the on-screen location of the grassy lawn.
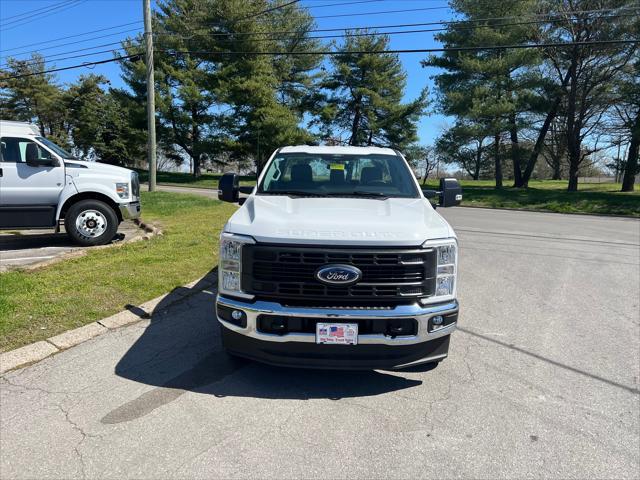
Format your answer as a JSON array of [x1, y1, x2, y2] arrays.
[[137, 170, 639, 217], [423, 180, 639, 217], [0, 191, 237, 352], [136, 169, 256, 188]]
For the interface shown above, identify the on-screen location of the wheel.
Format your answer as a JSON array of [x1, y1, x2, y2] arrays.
[[65, 199, 119, 246]]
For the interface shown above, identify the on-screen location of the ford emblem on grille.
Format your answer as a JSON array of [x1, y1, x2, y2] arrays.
[[315, 264, 362, 286]]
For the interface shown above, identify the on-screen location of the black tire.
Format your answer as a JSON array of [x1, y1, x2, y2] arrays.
[[64, 199, 119, 246]]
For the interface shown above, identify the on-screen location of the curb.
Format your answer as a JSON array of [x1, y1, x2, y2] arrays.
[[0, 275, 216, 375], [133, 218, 164, 240]]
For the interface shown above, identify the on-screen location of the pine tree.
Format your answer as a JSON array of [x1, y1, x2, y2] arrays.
[[317, 32, 427, 149], [424, 0, 543, 187]]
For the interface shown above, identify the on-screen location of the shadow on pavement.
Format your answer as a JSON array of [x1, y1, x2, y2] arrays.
[[113, 269, 425, 404], [0, 232, 73, 250], [0, 231, 125, 251]]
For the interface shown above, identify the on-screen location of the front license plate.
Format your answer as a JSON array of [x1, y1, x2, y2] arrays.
[[316, 323, 358, 345]]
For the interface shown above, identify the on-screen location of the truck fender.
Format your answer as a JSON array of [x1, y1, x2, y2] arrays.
[[56, 182, 123, 222]]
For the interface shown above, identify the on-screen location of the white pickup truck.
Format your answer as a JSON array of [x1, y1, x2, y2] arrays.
[[0, 121, 141, 246], [216, 145, 462, 370]]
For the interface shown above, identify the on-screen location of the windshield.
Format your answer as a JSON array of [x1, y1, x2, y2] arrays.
[[36, 136, 75, 159], [258, 153, 419, 198]]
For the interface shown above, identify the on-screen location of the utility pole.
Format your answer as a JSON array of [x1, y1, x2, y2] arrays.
[[143, 0, 156, 191]]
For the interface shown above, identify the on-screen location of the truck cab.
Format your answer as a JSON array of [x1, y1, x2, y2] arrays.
[[216, 145, 462, 370], [0, 121, 140, 246]]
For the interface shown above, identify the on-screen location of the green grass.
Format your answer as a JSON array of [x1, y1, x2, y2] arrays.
[[422, 179, 639, 217], [135, 169, 256, 188], [139, 171, 639, 217], [0, 191, 238, 352]]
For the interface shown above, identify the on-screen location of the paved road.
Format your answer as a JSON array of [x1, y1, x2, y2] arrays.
[[0, 221, 141, 271], [1, 207, 639, 479]]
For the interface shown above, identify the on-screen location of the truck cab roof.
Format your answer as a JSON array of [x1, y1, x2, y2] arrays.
[[278, 145, 398, 156], [0, 121, 40, 137]]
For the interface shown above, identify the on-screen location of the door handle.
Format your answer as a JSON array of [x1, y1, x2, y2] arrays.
[[0, 168, 3, 177]]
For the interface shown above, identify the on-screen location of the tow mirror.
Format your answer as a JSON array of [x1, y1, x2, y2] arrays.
[[218, 173, 239, 202], [439, 178, 462, 207], [26, 157, 57, 168], [421, 189, 438, 199]]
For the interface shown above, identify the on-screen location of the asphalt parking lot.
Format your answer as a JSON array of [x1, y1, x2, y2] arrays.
[[0, 220, 142, 271], [1, 207, 638, 479]]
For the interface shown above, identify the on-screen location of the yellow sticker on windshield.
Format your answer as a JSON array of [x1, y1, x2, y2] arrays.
[[330, 163, 345, 171]]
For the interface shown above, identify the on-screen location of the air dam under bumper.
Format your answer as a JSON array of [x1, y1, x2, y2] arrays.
[[216, 296, 458, 370]]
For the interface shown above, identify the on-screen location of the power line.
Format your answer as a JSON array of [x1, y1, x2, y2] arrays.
[[1, 41, 132, 69], [0, 15, 616, 70], [0, 0, 74, 23], [1, 53, 141, 80], [0, 28, 141, 61], [3, 40, 636, 80], [3, 7, 636, 69], [154, 7, 638, 37], [242, 0, 301, 20], [2, 5, 636, 69], [306, 0, 384, 8], [0, 21, 141, 55], [313, 5, 450, 18], [158, 40, 639, 58], [0, 0, 86, 32]]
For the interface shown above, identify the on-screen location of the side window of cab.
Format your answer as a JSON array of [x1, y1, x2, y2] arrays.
[[0, 137, 52, 163]]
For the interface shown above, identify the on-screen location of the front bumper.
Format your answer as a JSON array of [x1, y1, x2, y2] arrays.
[[119, 200, 141, 220], [216, 296, 459, 370]]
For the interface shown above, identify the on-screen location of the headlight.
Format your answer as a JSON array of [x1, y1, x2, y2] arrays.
[[116, 182, 130, 199], [421, 239, 457, 303], [218, 232, 255, 299]]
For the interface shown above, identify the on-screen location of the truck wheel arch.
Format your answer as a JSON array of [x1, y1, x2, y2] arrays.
[[59, 192, 122, 223]]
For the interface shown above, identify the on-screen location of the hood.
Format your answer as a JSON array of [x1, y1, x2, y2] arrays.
[[64, 160, 133, 179], [226, 195, 455, 246]]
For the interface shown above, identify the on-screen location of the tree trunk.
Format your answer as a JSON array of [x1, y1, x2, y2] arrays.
[[552, 159, 562, 180], [494, 134, 503, 188], [473, 139, 483, 180], [566, 138, 581, 192], [519, 66, 574, 188], [193, 154, 201, 177], [567, 161, 579, 191], [621, 111, 640, 192], [509, 113, 522, 187], [349, 99, 362, 146], [565, 53, 580, 193]]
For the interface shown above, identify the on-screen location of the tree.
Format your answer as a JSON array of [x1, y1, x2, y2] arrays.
[[65, 75, 110, 159], [91, 89, 147, 167], [119, 0, 224, 177], [424, 0, 543, 188], [0, 55, 68, 145], [404, 144, 437, 184], [614, 58, 640, 191], [540, 0, 638, 191], [435, 122, 492, 180], [542, 116, 568, 180], [316, 32, 427, 149]]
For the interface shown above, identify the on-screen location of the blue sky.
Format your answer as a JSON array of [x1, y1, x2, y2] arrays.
[[0, 0, 456, 144]]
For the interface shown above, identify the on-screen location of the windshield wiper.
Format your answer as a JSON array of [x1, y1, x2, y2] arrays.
[[259, 191, 327, 198], [324, 191, 390, 199]]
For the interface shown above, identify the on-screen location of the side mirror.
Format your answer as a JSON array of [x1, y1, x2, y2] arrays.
[[439, 178, 462, 207], [26, 157, 57, 168], [218, 172, 239, 202], [421, 189, 438, 199]]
